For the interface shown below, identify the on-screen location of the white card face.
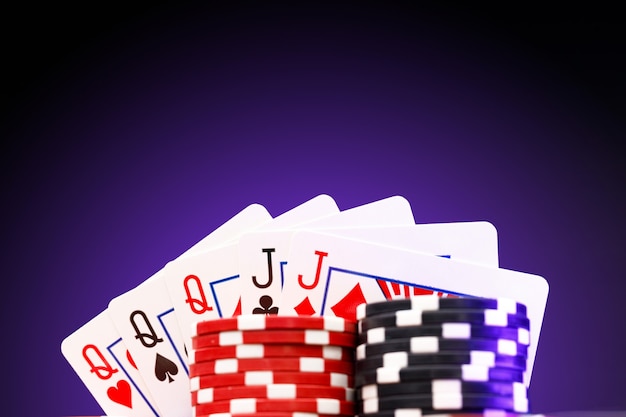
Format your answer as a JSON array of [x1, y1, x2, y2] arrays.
[[328, 221, 499, 267], [61, 310, 161, 417], [278, 221, 498, 320], [238, 196, 416, 315], [280, 231, 549, 386], [107, 277, 191, 417], [162, 194, 339, 357]]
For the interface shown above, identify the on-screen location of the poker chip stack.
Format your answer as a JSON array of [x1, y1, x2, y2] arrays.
[[354, 295, 532, 417], [188, 314, 358, 417]]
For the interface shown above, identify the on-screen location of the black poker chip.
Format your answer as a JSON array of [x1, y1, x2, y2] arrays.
[[356, 296, 527, 320], [358, 310, 530, 334], [357, 379, 527, 400], [354, 297, 532, 415], [358, 323, 530, 346], [356, 337, 528, 360], [358, 393, 529, 414], [356, 350, 527, 372], [354, 364, 525, 387]]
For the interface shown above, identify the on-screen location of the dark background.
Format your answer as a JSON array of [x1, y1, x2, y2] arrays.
[[2, 2, 624, 416]]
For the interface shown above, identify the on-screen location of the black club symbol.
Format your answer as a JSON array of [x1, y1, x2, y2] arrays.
[[252, 295, 279, 315]]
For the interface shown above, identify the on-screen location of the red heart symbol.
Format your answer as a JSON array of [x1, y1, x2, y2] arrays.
[[107, 379, 132, 408]]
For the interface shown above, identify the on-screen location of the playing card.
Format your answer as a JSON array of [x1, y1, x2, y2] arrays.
[[279, 222, 500, 319], [107, 277, 190, 417], [162, 194, 340, 355], [280, 231, 548, 386], [61, 309, 161, 417], [238, 195, 416, 315]]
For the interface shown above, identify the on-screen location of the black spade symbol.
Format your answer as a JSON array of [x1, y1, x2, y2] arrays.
[[154, 353, 178, 383]]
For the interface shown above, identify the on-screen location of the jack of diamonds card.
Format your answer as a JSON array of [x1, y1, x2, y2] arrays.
[[279, 221, 501, 319], [61, 309, 161, 417], [280, 230, 549, 386]]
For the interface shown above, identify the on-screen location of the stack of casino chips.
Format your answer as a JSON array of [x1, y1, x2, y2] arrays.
[[188, 314, 358, 417], [354, 295, 531, 417]]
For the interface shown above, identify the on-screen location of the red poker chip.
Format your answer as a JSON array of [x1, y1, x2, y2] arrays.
[[192, 329, 357, 349], [193, 398, 355, 415], [191, 344, 354, 362], [191, 383, 354, 404], [190, 371, 354, 389], [189, 357, 354, 377], [195, 315, 357, 335]]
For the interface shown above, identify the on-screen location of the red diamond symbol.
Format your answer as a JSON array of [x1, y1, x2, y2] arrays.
[[294, 297, 316, 316], [331, 283, 366, 322]]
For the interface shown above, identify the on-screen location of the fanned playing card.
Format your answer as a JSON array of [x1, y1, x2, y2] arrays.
[[280, 230, 548, 386], [278, 220, 499, 318], [61, 309, 161, 417], [107, 275, 190, 417]]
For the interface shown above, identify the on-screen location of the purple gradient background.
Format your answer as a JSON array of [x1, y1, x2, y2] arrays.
[[2, 3, 624, 416]]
